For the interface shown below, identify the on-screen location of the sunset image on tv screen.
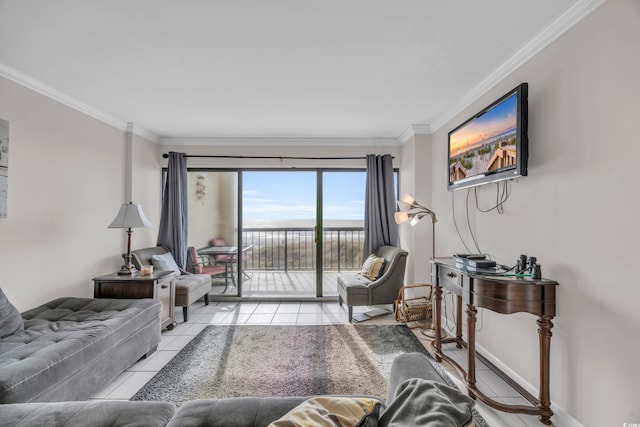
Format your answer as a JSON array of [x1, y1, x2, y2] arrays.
[[449, 93, 518, 182]]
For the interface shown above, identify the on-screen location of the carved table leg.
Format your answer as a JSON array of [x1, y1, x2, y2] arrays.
[[433, 285, 443, 362], [456, 295, 463, 348], [466, 304, 478, 396], [537, 316, 554, 425]]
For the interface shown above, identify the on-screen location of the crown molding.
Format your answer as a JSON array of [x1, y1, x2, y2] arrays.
[[158, 136, 402, 147], [398, 123, 432, 144], [0, 61, 124, 130], [128, 123, 159, 143], [0, 61, 158, 142], [429, 0, 607, 133]]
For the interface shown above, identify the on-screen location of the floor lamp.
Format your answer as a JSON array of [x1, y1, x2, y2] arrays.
[[395, 194, 445, 339]]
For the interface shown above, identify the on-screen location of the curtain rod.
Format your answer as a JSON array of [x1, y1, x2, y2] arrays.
[[162, 153, 394, 160]]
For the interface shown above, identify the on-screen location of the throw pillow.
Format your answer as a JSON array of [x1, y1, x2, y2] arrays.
[[269, 397, 381, 427], [150, 253, 181, 275], [0, 287, 24, 338], [360, 254, 385, 280]]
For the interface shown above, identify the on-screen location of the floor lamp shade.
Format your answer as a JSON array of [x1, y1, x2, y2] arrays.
[[108, 202, 153, 275]]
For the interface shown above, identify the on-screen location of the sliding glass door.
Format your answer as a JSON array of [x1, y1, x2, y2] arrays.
[[185, 168, 378, 299]]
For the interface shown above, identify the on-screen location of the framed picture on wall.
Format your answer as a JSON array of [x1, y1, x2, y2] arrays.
[[0, 118, 9, 218]]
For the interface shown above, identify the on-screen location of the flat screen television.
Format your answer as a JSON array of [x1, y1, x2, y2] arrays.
[[447, 83, 528, 191]]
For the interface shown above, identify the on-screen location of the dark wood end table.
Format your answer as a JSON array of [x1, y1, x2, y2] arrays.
[[93, 270, 177, 330]]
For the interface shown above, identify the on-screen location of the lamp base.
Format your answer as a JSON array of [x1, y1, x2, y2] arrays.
[[117, 265, 137, 275], [117, 253, 137, 275], [420, 324, 447, 340]]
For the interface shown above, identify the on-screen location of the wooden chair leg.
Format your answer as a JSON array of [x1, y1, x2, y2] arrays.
[[183, 306, 188, 322]]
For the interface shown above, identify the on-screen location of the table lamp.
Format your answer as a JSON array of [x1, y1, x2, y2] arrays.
[[395, 193, 445, 339], [108, 202, 153, 275]]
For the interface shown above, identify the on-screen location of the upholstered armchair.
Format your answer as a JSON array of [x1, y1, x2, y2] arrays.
[[337, 245, 408, 323], [131, 246, 211, 323]]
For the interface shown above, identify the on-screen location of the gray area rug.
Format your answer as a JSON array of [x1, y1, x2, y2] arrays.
[[131, 324, 431, 404], [131, 324, 489, 426]]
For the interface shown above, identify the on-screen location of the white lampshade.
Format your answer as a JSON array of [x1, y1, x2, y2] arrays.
[[400, 194, 415, 205], [108, 202, 153, 229], [394, 211, 410, 225]]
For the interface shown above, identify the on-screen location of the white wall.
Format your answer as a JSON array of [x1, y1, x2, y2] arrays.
[[400, 133, 434, 284], [187, 172, 238, 249], [131, 133, 162, 248], [0, 76, 159, 311], [423, 1, 640, 425]]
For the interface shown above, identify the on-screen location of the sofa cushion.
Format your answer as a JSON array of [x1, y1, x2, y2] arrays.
[[0, 400, 175, 427], [269, 397, 381, 427], [338, 274, 372, 292], [0, 288, 23, 339], [151, 253, 181, 275], [175, 275, 210, 298], [0, 297, 161, 403], [168, 397, 308, 427], [360, 254, 385, 280]]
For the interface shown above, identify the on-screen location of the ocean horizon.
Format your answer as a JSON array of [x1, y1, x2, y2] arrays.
[[243, 219, 363, 228]]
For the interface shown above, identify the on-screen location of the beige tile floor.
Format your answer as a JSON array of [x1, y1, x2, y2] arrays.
[[91, 301, 551, 427]]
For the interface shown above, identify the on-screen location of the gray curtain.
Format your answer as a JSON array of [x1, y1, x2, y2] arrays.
[[363, 154, 399, 258], [157, 152, 188, 268]]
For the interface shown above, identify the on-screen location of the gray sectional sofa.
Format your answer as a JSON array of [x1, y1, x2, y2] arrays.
[[0, 289, 161, 403], [0, 353, 476, 427]]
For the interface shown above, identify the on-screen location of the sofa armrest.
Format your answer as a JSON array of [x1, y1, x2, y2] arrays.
[[386, 353, 444, 404], [0, 401, 175, 427]]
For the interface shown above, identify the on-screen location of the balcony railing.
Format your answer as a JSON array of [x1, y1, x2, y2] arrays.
[[242, 227, 364, 272]]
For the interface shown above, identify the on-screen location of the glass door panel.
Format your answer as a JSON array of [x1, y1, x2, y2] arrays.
[[242, 171, 317, 298], [321, 171, 366, 297], [187, 170, 240, 296]]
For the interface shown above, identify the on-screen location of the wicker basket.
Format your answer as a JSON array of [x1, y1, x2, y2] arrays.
[[394, 284, 433, 326]]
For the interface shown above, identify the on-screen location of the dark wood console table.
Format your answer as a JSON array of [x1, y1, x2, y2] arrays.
[[431, 258, 558, 425]]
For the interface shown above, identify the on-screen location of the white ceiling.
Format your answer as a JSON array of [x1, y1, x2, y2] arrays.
[[0, 0, 597, 143]]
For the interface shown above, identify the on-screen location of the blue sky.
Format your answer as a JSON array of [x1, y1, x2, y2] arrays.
[[242, 171, 366, 220]]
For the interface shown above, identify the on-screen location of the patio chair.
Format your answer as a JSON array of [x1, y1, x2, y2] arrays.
[[209, 237, 251, 279], [187, 246, 230, 289]]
